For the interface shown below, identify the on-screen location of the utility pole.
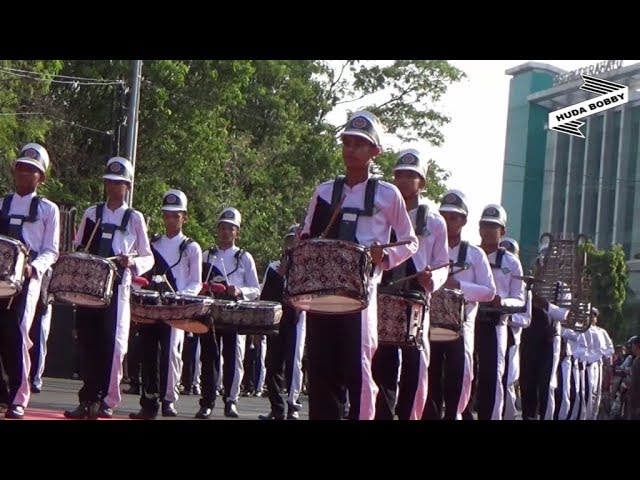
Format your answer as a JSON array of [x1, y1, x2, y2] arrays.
[[124, 60, 142, 206]]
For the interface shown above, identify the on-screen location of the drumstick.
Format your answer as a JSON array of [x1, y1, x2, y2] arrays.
[[105, 252, 140, 262], [206, 256, 216, 283], [387, 261, 452, 286], [374, 240, 413, 249], [83, 218, 101, 253], [220, 258, 230, 284], [161, 274, 176, 294], [8, 246, 32, 310], [319, 196, 345, 239]]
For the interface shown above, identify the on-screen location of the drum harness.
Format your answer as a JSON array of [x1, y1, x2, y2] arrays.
[[148, 234, 194, 294], [476, 246, 508, 324], [385, 203, 430, 293], [1, 194, 51, 307], [330, 175, 378, 244], [1, 193, 41, 261], [76, 202, 136, 284], [202, 247, 246, 301]]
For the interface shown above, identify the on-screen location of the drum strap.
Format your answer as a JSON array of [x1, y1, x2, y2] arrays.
[[490, 247, 506, 270], [0, 193, 41, 244], [149, 246, 179, 293], [454, 241, 469, 269], [204, 247, 245, 282], [95, 202, 134, 257], [330, 175, 379, 242], [415, 203, 429, 236], [147, 235, 194, 292]]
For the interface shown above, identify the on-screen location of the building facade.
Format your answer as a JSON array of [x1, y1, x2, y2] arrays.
[[501, 61, 640, 268]]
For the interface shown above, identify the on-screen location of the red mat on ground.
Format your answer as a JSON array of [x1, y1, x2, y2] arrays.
[[4, 408, 131, 420]]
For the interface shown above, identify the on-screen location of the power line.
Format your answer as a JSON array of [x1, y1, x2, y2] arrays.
[[0, 111, 113, 136], [0, 66, 123, 83], [0, 68, 123, 86]]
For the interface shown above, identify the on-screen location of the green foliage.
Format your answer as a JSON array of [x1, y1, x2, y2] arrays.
[[0, 60, 63, 191], [374, 151, 451, 203], [582, 241, 629, 342], [326, 60, 466, 145], [1, 60, 464, 275]]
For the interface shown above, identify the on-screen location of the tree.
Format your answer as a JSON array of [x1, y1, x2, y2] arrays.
[[0, 60, 63, 192], [5, 60, 464, 272], [583, 242, 629, 342], [374, 151, 451, 203], [325, 60, 466, 145]]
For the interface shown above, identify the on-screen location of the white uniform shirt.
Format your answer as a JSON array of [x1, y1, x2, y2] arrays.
[[446, 242, 496, 322], [0, 192, 60, 278], [408, 203, 449, 293], [302, 176, 419, 282], [74, 202, 154, 285], [204, 245, 260, 301], [583, 327, 605, 364], [593, 325, 614, 362], [152, 233, 202, 295]]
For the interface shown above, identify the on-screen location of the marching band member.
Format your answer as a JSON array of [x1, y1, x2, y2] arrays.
[[371, 149, 449, 420], [301, 110, 418, 420], [589, 311, 614, 419], [474, 206, 525, 420], [498, 237, 530, 420], [423, 190, 496, 420], [64, 157, 154, 419], [0, 143, 60, 419], [201, 207, 260, 418], [259, 225, 307, 420], [520, 244, 567, 420], [130, 190, 202, 419]]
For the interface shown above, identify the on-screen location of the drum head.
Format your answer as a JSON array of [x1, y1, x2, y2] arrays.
[[378, 287, 427, 303], [429, 327, 460, 342], [290, 294, 366, 314], [164, 318, 210, 334], [132, 290, 161, 305], [56, 292, 109, 308], [0, 282, 20, 298]]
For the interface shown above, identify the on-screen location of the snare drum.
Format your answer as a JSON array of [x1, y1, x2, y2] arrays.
[[284, 239, 372, 314], [212, 300, 282, 335], [429, 288, 466, 342], [377, 288, 427, 348], [160, 293, 214, 334], [49, 252, 117, 307], [131, 290, 162, 325], [0, 234, 29, 298]]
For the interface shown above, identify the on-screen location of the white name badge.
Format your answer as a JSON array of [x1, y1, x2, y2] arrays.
[[9, 218, 23, 225], [102, 232, 113, 240], [342, 212, 357, 222]]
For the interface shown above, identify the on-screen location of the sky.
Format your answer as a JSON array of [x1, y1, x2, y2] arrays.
[[326, 60, 639, 244]]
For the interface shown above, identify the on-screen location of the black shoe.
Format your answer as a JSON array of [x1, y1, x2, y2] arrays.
[[192, 385, 201, 395], [64, 402, 91, 419], [195, 406, 212, 419], [87, 401, 101, 419], [286, 411, 299, 420], [162, 401, 178, 417], [258, 411, 285, 420], [224, 402, 239, 418], [97, 401, 113, 419], [31, 385, 41, 394], [5, 405, 25, 419], [129, 408, 158, 420]]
